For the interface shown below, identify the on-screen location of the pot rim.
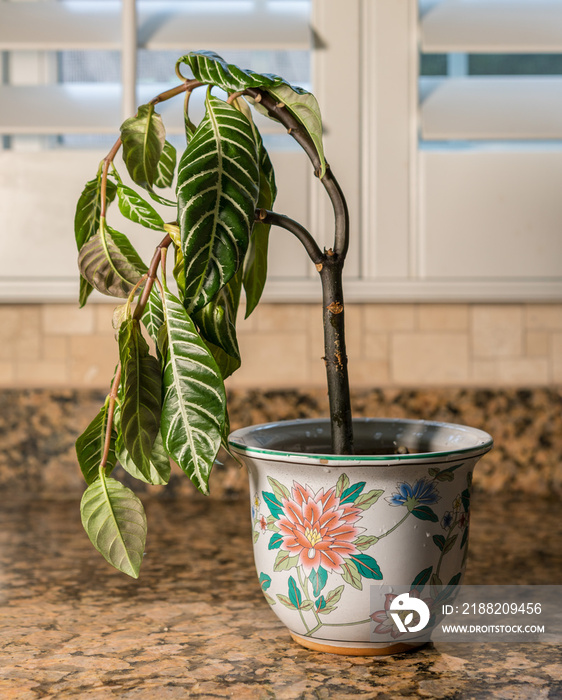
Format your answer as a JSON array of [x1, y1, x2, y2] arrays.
[[228, 417, 493, 466]]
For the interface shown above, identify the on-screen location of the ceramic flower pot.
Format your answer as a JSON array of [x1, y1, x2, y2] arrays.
[[228, 417, 493, 656]]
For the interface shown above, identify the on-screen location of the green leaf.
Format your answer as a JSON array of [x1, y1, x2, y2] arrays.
[[354, 489, 384, 510], [266, 83, 327, 178], [460, 527, 469, 549], [177, 94, 259, 313], [323, 585, 345, 610], [354, 535, 379, 551], [432, 534, 446, 551], [146, 187, 176, 208], [193, 269, 242, 380], [75, 403, 117, 485], [277, 594, 298, 610], [335, 473, 350, 498], [267, 476, 291, 503], [461, 487, 471, 512], [116, 429, 170, 486], [117, 184, 165, 230], [288, 576, 302, 608], [263, 491, 283, 519], [309, 566, 328, 597], [411, 565, 433, 594], [80, 474, 147, 578], [79, 276, 94, 308], [160, 289, 226, 495], [259, 572, 272, 592], [141, 287, 166, 350], [349, 553, 382, 580], [118, 319, 162, 480], [268, 533, 283, 550], [120, 104, 166, 189], [411, 506, 439, 522], [443, 534, 458, 554], [273, 550, 299, 572], [78, 218, 148, 298], [154, 140, 177, 189], [74, 176, 117, 250], [340, 559, 362, 590], [242, 134, 277, 318], [340, 482, 365, 504], [176, 50, 285, 93]]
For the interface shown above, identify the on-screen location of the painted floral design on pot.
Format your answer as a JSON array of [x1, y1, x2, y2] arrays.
[[231, 417, 493, 655]]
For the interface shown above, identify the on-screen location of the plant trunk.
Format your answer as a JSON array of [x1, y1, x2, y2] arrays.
[[319, 254, 354, 455]]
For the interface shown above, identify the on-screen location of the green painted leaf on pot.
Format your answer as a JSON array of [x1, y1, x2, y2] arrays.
[[309, 566, 328, 597], [340, 482, 366, 505], [315, 596, 326, 612], [80, 474, 147, 578], [432, 534, 446, 551], [448, 572, 462, 587], [118, 319, 162, 480], [354, 535, 379, 551], [268, 533, 283, 550], [74, 176, 117, 250], [120, 104, 166, 189], [341, 559, 362, 590], [160, 289, 226, 495], [154, 140, 177, 189], [75, 403, 117, 485], [288, 576, 302, 609], [349, 553, 382, 580], [460, 526, 469, 549], [177, 94, 259, 313], [267, 476, 290, 503], [117, 184, 165, 231], [259, 572, 272, 592], [411, 506, 439, 522], [273, 550, 299, 572], [262, 491, 283, 519], [78, 219, 148, 298], [461, 488, 471, 512], [324, 585, 345, 608], [411, 565, 433, 594], [277, 594, 298, 610], [354, 489, 384, 510], [116, 429, 170, 486]]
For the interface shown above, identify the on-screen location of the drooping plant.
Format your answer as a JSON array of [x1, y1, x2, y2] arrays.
[[75, 51, 353, 578]]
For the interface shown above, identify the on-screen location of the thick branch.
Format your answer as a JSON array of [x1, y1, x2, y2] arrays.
[[133, 233, 172, 320], [257, 209, 323, 265]]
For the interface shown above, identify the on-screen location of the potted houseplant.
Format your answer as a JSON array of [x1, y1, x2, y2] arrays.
[[74, 51, 493, 655]]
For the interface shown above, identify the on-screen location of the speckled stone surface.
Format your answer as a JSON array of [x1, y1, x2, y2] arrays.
[[0, 492, 561, 699], [0, 388, 561, 498]]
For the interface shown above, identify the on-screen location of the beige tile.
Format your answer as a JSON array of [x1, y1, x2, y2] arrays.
[[0, 362, 14, 385], [95, 303, 122, 333], [392, 332, 469, 385], [70, 335, 120, 387], [364, 304, 416, 331], [497, 358, 549, 385], [552, 333, 562, 384], [418, 304, 469, 331], [229, 332, 308, 387], [471, 359, 501, 385], [14, 307, 41, 361], [43, 304, 95, 335], [42, 335, 68, 362], [253, 304, 308, 332], [304, 305, 362, 361], [525, 304, 562, 331], [14, 361, 68, 386], [349, 359, 390, 388], [363, 332, 389, 362], [525, 331, 549, 357], [471, 305, 523, 358]]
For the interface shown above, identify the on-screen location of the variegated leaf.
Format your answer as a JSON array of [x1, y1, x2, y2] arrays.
[[120, 104, 166, 189], [177, 94, 259, 313], [80, 473, 147, 578], [160, 289, 226, 494], [194, 269, 242, 379], [154, 140, 177, 189], [75, 403, 117, 485], [74, 176, 117, 250], [116, 429, 170, 486], [118, 319, 162, 480], [141, 287, 165, 345], [117, 184, 165, 230], [78, 219, 147, 298], [79, 276, 94, 308]]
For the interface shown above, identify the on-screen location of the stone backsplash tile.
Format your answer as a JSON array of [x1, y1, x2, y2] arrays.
[[1, 388, 560, 499]]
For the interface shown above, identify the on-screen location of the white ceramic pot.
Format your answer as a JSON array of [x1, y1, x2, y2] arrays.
[[228, 417, 493, 656]]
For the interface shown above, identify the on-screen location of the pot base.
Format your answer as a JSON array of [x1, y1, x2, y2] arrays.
[[289, 632, 426, 657]]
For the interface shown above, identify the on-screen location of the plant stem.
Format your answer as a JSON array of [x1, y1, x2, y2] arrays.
[[133, 233, 172, 321], [377, 511, 411, 540], [100, 366, 122, 470], [257, 209, 323, 265]]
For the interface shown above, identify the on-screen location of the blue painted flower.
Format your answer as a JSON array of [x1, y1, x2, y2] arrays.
[[441, 510, 454, 530], [386, 479, 440, 511]]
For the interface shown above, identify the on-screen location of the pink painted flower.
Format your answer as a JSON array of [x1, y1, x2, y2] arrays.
[[259, 515, 267, 533], [371, 591, 433, 639], [277, 482, 363, 574]]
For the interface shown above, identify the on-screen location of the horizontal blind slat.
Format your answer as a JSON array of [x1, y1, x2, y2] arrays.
[[420, 0, 562, 53], [420, 77, 562, 140]]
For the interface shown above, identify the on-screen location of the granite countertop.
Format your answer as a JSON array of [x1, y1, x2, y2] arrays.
[[1, 491, 561, 699]]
